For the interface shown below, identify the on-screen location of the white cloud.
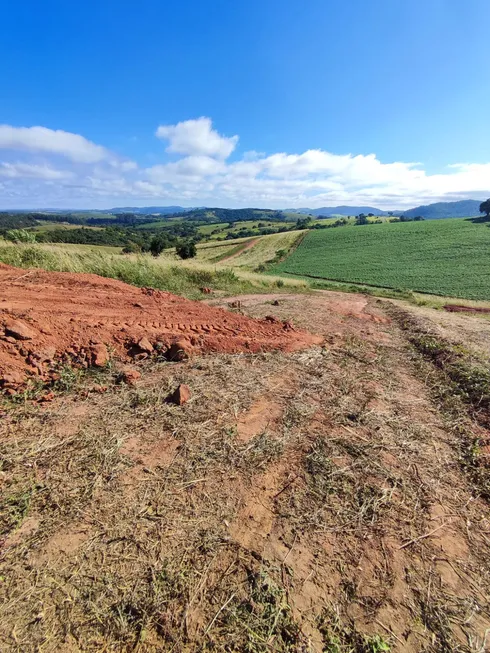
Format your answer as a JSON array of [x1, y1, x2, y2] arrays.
[[0, 125, 110, 163], [156, 117, 238, 159], [0, 117, 489, 209], [0, 162, 73, 180]]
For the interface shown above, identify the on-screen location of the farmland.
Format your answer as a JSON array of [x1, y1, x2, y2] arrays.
[[273, 217, 490, 301]]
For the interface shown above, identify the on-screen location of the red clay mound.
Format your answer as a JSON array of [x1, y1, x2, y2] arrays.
[[0, 264, 322, 390]]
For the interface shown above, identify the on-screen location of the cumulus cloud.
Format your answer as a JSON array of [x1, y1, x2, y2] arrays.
[[0, 117, 489, 208], [156, 117, 238, 159], [0, 162, 73, 180], [0, 125, 110, 163]]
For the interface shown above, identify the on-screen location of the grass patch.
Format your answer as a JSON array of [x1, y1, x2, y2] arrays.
[[0, 243, 306, 298], [317, 607, 391, 652]]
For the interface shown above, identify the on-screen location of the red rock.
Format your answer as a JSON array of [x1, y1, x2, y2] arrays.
[[121, 369, 141, 386], [38, 347, 57, 362], [1, 370, 25, 386], [91, 343, 109, 367], [40, 392, 55, 402], [166, 340, 191, 362], [91, 385, 108, 394], [264, 315, 278, 323], [5, 320, 37, 341], [3, 336, 18, 344], [137, 337, 154, 354], [168, 384, 191, 405], [282, 321, 295, 331]]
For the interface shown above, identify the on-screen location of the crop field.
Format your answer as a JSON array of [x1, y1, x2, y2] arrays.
[[273, 218, 490, 300]]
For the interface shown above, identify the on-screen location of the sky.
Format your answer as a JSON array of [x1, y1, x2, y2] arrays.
[[1, 0, 490, 210]]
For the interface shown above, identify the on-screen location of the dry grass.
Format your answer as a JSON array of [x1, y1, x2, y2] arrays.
[[1, 293, 490, 651]]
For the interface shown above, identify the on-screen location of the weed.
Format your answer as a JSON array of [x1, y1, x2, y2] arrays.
[[317, 607, 391, 652]]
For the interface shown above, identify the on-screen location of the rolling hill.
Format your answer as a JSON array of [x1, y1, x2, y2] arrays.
[[401, 199, 482, 219]]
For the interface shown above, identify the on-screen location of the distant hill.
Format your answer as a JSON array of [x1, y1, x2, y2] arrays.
[[287, 206, 391, 217], [289, 199, 488, 219], [107, 206, 189, 215], [169, 207, 290, 223], [401, 200, 482, 219]]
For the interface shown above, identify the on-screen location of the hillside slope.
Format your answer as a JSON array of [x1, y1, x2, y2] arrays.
[[403, 199, 482, 219]]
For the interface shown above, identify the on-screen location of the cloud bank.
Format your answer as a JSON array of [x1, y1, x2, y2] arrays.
[[0, 117, 489, 208]]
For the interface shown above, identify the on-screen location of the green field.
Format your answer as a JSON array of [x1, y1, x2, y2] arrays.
[[32, 221, 103, 232], [273, 218, 490, 300]]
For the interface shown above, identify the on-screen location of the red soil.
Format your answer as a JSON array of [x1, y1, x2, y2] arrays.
[[0, 264, 322, 390], [444, 304, 490, 314]]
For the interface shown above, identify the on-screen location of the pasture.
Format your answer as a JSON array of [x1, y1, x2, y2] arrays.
[[273, 218, 490, 301]]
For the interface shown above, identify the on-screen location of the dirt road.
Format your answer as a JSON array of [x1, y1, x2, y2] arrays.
[[1, 285, 489, 651]]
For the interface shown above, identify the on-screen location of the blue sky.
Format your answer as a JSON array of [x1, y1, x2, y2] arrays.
[[1, 0, 489, 209]]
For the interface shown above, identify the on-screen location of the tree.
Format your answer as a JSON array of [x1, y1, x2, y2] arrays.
[[413, 215, 424, 221], [149, 235, 169, 257], [480, 199, 490, 219], [296, 216, 313, 230], [176, 241, 197, 259], [121, 242, 141, 254], [356, 213, 368, 225]]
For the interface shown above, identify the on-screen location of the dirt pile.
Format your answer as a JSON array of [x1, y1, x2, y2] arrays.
[[0, 264, 321, 390]]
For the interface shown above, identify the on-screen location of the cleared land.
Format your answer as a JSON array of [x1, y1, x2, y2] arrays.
[[1, 284, 490, 651], [273, 218, 490, 301]]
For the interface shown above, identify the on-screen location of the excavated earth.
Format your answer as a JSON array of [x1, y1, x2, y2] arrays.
[[0, 264, 322, 390]]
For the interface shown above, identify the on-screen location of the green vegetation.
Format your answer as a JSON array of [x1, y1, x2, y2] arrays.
[[480, 198, 490, 219], [0, 242, 306, 299], [273, 218, 490, 300]]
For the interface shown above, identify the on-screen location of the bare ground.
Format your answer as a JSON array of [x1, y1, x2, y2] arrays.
[[1, 290, 489, 652]]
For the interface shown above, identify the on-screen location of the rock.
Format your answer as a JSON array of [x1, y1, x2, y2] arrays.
[[282, 321, 295, 331], [5, 320, 37, 341], [200, 287, 212, 294], [39, 392, 55, 403], [0, 370, 25, 387], [168, 384, 191, 405], [120, 369, 141, 386], [271, 299, 280, 306], [91, 343, 109, 367], [264, 315, 278, 324], [38, 347, 57, 362], [3, 336, 18, 344], [166, 340, 191, 362], [91, 385, 108, 394], [228, 300, 242, 309], [137, 337, 154, 354]]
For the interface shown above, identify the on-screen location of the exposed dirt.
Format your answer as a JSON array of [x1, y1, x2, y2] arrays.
[[218, 237, 259, 262], [0, 264, 321, 390], [1, 287, 490, 651], [444, 304, 490, 314]]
